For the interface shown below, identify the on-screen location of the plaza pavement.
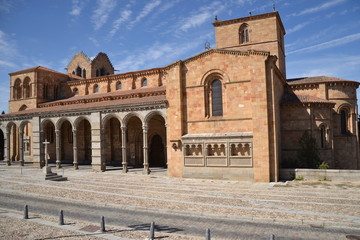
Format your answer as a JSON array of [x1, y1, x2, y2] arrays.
[[0, 162, 360, 239]]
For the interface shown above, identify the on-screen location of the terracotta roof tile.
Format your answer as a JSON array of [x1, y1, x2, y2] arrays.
[[9, 66, 69, 76], [281, 90, 334, 105], [287, 76, 359, 85]]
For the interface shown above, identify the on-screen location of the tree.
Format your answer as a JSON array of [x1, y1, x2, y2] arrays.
[[297, 131, 321, 168], [1, 111, 4, 115]]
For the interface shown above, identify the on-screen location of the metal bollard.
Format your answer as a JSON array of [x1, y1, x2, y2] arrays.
[[205, 228, 211, 240], [100, 216, 105, 232], [270, 234, 275, 240], [59, 210, 64, 225], [149, 221, 155, 240], [23, 205, 29, 219]]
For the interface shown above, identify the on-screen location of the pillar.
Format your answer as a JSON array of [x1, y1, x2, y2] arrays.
[[55, 129, 61, 168], [143, 124, 150, 174], [73, 129, 78, 169], [5, 128, 11, 166], [31, 116, 42, 168], [19, 129, 24, 166], [121, 126, 128, 173], [91, 112, 105, 172]]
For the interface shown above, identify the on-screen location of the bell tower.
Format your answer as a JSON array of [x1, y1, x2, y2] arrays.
[[213, 12, 286, 77]]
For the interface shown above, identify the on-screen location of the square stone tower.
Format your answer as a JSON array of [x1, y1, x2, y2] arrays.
[[213, 12, 286, 77]]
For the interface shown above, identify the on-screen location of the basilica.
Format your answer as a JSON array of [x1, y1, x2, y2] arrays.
[[0, 12, 359, 182]]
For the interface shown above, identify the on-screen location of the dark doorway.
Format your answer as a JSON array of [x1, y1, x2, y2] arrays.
[[149, 134, 166, 167], [0, 129, 4, 160]]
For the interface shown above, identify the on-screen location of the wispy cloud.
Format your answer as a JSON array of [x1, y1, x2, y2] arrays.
[[287, 21, 311, 34], [288, 33, 360, 55], [180, 1, 225, 32], [0, 30, 19, 67], [69, 0, 86, 16], [291, 0, 346, 17], [109, 9, 132, 37], [0, 0, 13, 13], [128, 0, 162, 29], [89, 36, 100, 47], [116, 32, 212, 72], [92, 0, 117, 30]]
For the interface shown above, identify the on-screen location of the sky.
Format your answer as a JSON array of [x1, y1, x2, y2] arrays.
[[0, 0, 359, 113]]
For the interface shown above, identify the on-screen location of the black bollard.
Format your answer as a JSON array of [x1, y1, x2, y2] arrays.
[[149, 221, 155, 240], [270, 234, 275, 240], [23, 205, 29, 219], [100, 216, 105, 232], [205, 228, 211, 240], [59, 210, 64, 225]]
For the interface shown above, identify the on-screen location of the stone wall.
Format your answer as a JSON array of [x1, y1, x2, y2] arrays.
[[280, 168, 360, 182]]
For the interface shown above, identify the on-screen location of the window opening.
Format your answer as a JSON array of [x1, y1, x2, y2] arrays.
[[211, 79, 223, 116]]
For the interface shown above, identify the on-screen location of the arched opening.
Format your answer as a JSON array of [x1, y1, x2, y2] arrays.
[[320, 125, 326, 149], [93, 84, 99, 93], [104, 117, 122, 166], [340, 109, 348, 134], [82, 69, 86, 78], [0, 129, 4, 160], [60, 120, 74, 164], [117, 81, 122, 90], [43, 121, 56, 164], [142, 78, 147, 87], [239, 23, 249, 44], [21, 122, 32, 162], [23, 77, 31, 98], [76, 66, 82, 77], [19, 105, 28, 111], [148, 114, 166, 168], [211, 79, 223, 116], [73, 88, 79, 96], [14, 79, 22, 100], [76, 119, 92, 165], [126, 116, 143, 167]]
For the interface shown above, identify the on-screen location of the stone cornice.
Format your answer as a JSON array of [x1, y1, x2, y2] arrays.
[[281, 102, 335, 108]]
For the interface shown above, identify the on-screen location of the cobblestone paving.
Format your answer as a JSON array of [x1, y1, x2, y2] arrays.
[[0, 163, 360, 239]]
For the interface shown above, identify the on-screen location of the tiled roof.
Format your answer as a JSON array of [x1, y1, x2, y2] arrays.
[[9, 66, 68, 76], [287, 76, 359, 85], [281, 90, 334, 105]]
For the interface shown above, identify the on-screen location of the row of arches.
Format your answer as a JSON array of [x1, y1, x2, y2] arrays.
[[13, 77, 32, 100], [1, 110, 167, 173]]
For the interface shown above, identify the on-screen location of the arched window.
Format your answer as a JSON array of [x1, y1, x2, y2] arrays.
[[340, 109, 348, 134], [73, 88, 79, 96], [142, 78, 147, 87], [239, 23, 249, 44], [117, 81, 122, 90], [211, 79, 223, 116], [76, 66, 82, 77], [23, 77, 31, 98], [100, 67, 106, 76], [82, 69, 86, 78], [96, 69, 100, 77], [93, 84, 99, 93], [19, 105, 28, 111], [320, 125, 326, 148], [13, 78, 22, 100]]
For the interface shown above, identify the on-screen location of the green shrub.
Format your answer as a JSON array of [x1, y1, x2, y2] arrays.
[[318, 161, 330, 169], [297, 131, 321, 168]]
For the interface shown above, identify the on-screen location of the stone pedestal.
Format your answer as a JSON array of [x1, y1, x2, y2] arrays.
[[43, 166, 52, 174]]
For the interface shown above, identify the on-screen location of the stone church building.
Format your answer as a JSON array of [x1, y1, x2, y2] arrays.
[[0, 12, 359, 182]]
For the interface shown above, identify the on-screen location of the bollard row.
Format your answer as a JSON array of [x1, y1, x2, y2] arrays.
[[21, 206, 276, 239]]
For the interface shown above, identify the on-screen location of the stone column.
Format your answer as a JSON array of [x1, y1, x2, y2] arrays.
[[73, 129, 78, 169], [31, 116, 42, 168], [121, 126, 128, 173], [142, 124, 150, 174], [5, 128, 11, 166], [164, 124, 168, 167], [19, 129, 24, 166], [91, 112, 105, 172], [55, 130, 61, 168]]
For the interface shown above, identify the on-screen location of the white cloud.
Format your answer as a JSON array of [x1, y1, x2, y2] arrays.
[[0, 0, 13, 13], [287, 21, 311, 34], [109, 9, 132, 37], [92, 0, 117, 30], [291, 0, 346, 17], [0, 60, 17, 68], [128, 0, 161, 29], [69, 0, 86, 16], [287, 33, 360, 55], [180, 1, 225, 32], [89, 36, 100, 47]]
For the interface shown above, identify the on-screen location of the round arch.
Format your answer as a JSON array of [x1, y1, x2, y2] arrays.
[[123, 112, 144, 126], [56, 117, 74, 130], [144, 110, 166, 125], [336, 103, 352, 114], [73, 116, 92, 130], [200, 69, 230, 86], [102, 113, 123, 127]]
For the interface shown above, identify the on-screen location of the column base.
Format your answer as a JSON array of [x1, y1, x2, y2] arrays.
[[20, 160, 24, 166], [143, 166, 151, 175], [56, 160, 62, 169], [74, 162, 79, 170], [122, 163, 128, 173], [6, 160, 11, 166], [92, 164, 106, 172]]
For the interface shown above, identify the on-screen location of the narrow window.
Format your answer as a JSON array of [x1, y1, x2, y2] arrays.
[[76, 66, 82, 77], [340, 109, 348, 134], [82, 69, 86, 78], [211, 79, 223, 116], [96, 69, 100, 77], [142, 78, 147, 87], [320, 125, 326, 148], [117, 81, 122, 90], [239, 24, 249, 44], [100, 67, 106, 76], [73, 88, 79, 96], [94, 84, 99, 93]]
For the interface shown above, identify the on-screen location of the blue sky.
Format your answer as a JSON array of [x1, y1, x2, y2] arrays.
[[0, 0, 359, 113]]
